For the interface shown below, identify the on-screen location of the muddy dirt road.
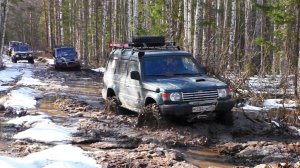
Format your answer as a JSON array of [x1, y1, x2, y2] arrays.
[[0, 59, 299, 168]]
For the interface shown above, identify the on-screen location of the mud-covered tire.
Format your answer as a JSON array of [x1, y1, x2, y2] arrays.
[[12, 58, 17, 63], [136, 103, 163, 128], [75, 65, 81, 71], [132, 35, 165, 47], [28, 59, 34, 64], [54, 65, 60, 70], [216, 110, 234, 126], [104, 97, 121, 114]]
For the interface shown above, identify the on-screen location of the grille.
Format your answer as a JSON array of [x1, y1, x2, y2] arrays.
[[182, 90, 218, 103]]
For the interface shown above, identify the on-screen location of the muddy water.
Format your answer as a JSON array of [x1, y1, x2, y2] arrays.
[[184, 149, 236, 168]]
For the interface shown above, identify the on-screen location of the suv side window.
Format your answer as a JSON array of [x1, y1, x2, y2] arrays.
[[182, 57, 199, 72], [115, 59, 128, 77], [128, 60, 139, 74], [106, 55, 117, 74]]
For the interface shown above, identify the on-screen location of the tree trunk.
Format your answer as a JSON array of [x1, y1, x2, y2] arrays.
[[183, 0, 188, 51], [0, 0, 8, 67], [296, 3, 300, 98], [133, 0, 138, 37], [59, 0, 64, 44], [101, 0, 108, 65], [228, 0, 236, 71], [127, 0, 132, 41], [187, 0, 192, 52], [221, 0, 229, 58], [193, 0, 202, 62]]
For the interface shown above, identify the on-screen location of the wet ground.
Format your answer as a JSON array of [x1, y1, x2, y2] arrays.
[[0, 59, 300, 167]]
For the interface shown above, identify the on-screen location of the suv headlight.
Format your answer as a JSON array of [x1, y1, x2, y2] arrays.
[[29, 54, 32, 57], [218, 88, 232, 98], [15, 54, 19, 57], [170, 92, 181, 101], [162, 92, 181, 101]]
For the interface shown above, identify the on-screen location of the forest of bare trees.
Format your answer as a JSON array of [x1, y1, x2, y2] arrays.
[[1, 0, 300, 96]]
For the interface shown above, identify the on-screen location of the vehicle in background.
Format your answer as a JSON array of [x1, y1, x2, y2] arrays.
[[102, 35, 235, 125], [52, 46, 81, 70], [8, 41, 22, 56], [11, 43, 34, 64]]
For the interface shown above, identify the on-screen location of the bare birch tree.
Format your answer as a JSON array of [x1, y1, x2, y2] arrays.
[[228, 0, 236, 71], [193, 0, 202, 61], [0, 0, 8, 67]]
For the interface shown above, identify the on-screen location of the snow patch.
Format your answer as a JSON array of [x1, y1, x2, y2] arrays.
[[263, 99, 296, 109], [289, 126, 300, 136], [46, 59, 54, 65], [242, 104, 262, 112], [17, 69, 47, 86], [271, 120, 280, 127], [0, 67, 22, 84], [7, 114, 51, 127], [0, 86, 12, 92], [91, 67, 105, 73], [13, 121, 77, 143], [4, 87, 43, 109], [0, 145, 98, 168]]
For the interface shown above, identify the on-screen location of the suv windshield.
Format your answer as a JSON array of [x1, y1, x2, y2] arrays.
[[15, 45, 29, 52], [56, 48, 76, 59], [143, 56, 202, 77]]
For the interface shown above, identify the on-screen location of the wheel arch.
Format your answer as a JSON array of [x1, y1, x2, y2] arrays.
[[106, 88, 116, 98], [144, 97, 157, 106]]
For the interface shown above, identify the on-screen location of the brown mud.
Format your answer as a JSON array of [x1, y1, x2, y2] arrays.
[[0, 60, 299, 167]]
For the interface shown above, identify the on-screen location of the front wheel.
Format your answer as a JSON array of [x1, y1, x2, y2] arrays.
[[216, 110, 234, 126], [28, 59, 34, 64], [104, 96, 121, 114], [11, 58, 17, 63], [137, 103, 162, 128]]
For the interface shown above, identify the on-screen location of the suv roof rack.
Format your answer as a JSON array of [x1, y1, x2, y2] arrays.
[[109, 35, 181, 51]]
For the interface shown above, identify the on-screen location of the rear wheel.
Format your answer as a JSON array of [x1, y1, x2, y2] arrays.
[[216, 110, 234, 126], [104, 96, 120, 114], [137, 103, 162, 128]]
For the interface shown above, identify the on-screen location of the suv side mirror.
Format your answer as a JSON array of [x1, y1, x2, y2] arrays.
[[131, 71, 140, 80]]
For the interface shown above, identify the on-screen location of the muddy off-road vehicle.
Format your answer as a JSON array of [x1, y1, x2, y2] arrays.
[[52, 46, 81, 70], [11, 43, 35, 64], [7, 41, 23, 56], [102, 36, 235, 125]]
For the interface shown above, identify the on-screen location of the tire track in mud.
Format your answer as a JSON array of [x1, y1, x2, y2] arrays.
[[1, 60, 299, 167]]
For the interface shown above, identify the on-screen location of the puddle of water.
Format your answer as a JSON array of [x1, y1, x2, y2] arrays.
[[31, 99, 69, 124], [183, 149, 236, 168], [65, 81, 101, 96]]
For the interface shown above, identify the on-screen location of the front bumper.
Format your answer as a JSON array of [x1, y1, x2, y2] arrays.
[[55, 61, 81, 68], [13, 55, 33, 60], [159, 98, 235, 117]]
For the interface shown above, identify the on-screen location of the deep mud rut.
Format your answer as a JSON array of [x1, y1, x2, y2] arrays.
[[0, 60, 300, 168]]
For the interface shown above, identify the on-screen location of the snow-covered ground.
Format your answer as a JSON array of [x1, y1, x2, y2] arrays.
[[246, 75, 294, 95], [91, 67, 105, 73], [0, 55, 99, 168], [0, 145, 98, 168]]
